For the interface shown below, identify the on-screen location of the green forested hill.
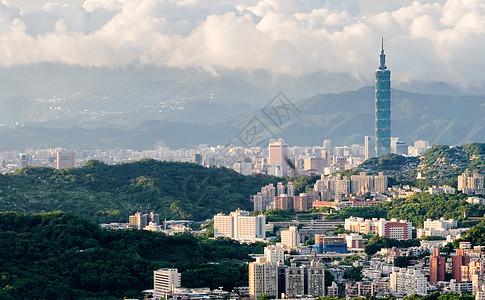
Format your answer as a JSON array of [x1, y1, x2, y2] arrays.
[[0, 211, 264, 299], [359, 143, 485, 187], [0, 159, 283, 223]]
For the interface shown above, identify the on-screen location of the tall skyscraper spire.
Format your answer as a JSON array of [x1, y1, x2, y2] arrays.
[[375, 38, 391, 157], [379, 38, 386, 69]]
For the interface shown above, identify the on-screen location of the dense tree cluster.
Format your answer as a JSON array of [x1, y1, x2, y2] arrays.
[[0, 212, 264, 299], [0, 159, 284, 223], [364, 236, 420, 255]]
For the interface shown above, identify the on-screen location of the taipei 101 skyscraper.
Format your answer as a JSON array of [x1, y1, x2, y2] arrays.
[[375, 38, 391, 157]]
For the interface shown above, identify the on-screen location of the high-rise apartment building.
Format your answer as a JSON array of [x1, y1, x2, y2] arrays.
[[129, 211, 159, 230], [452, 249, 470, 282], [274, 194, 293, 210], [285, 263, 305, 298], [249, 257, 278, 300], [375, 38, 391, 157], [153, 268, 181, 299], [269, 139, 288, 176], [280, 226, 300, 248], [306, 261, 325, 297], [56, 151, 75, 169], [458, 170, 485, 195], [293, 193, 312, 211], [390, 268, 427, 296], [430, 248, 446, 283], [264, 245, 285, 264]]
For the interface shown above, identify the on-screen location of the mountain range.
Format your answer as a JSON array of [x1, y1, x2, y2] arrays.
[[0, 65, 484, 150]]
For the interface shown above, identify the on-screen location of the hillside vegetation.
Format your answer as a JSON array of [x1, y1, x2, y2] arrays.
[[0, 159, 284, 223], [359, 143, 485, 188], [0, 211, 264, 299]]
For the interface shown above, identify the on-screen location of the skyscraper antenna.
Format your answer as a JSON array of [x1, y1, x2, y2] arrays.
[[381, 37, 384, 52]]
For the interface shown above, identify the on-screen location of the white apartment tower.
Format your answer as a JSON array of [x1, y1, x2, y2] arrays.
[[390, 268, 427, 297], [264, 245, 285, 264], [213, 209, 266, 241], [153, 268, 181, 299]]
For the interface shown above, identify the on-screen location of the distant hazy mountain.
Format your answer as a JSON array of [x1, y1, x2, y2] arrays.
[[0, 86, 483, 150]]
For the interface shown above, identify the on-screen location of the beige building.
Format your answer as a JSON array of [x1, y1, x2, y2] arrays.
[[129, 211, 159, 230], [249, 257, 278, 300], [57, 151, 75, 169], [213, 209, 266, 241], [280, 226, 300, 248], [458, 171, 485, 195]]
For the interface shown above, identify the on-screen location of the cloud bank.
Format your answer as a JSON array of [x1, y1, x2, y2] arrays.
[[0, 0, 484, 86]]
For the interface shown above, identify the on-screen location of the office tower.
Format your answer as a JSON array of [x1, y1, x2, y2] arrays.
[[280, 226, 300, 248], [56, 151, 75, 169], [153, 268, 181, 298], [304, 157, 327, 173], [364, 136, 376, 159], [375, 38, 391, 157], [193, 153, 202, 164], [249, 257, 278, 300], [322, 139, 332, 152], [269, 139, 288, 176], [430, 248, 446, 283], [395, 141, 408, 155]]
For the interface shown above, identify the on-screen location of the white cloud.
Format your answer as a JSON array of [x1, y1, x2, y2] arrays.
[[0, 0, 484, 87]]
